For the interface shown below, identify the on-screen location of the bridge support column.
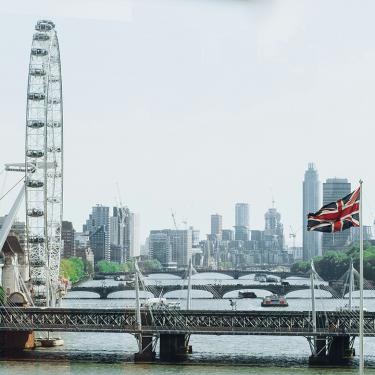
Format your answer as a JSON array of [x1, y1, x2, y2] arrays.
[[309, 335, 355, 366], [159, 334, 191, 361], [0, 331, 35, 351], [134, 335, 156, 362]]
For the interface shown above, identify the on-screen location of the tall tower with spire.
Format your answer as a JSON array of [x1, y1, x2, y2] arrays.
[[302, 163, 321, 260]]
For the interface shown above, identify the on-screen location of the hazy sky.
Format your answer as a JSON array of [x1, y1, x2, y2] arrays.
[[1, 0, 375, 246]]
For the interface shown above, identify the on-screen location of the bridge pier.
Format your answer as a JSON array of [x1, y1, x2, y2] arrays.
[[134, 335, 156, 362], [309, 335, 355, 366], [159, 333, 191, 361], [0, 331, 35, 351]]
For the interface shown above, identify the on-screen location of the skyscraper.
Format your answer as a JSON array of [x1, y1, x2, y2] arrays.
[[62, 221, 75, 258], [210, 214, 222, 240], [149, 229, 192, 269], [235, 203, 249, 241], [149, 231, 173, 268], [322, 178, 351, 253], [83, 205, 110, 263], [302, 163, 321, 260]]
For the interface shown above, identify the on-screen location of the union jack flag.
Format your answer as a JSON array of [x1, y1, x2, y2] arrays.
[[307, 186, 360, 232]]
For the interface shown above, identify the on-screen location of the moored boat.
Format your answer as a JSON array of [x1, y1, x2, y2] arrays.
[[261, 294, 288, 307], [238, 291, 257, 298]]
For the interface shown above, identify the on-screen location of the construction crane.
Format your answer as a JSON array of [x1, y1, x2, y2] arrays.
[[171, 209, 178, 230]]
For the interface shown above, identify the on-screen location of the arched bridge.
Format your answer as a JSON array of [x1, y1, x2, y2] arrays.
[[95, 269, 306, 280], [69, 283, 341, 299]]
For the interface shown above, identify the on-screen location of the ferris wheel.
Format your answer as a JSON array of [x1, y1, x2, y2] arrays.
[[25, 20, 63, 306]]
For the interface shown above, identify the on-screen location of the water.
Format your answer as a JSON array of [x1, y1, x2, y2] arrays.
[[2, 273, 375, 374]]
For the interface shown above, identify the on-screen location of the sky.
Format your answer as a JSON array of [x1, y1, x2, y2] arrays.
[[1, 0, 375, 246]]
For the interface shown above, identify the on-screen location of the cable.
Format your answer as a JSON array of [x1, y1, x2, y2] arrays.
[[0, 175, 25, 202]]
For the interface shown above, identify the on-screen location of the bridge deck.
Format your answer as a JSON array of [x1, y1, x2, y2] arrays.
[[0, 308, 372, 337]]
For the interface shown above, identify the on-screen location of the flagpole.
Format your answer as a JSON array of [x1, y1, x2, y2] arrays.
[[359, 180, 364, 375]]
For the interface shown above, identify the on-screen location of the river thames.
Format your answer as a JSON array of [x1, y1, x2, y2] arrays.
[[1, 274, 375, 374]]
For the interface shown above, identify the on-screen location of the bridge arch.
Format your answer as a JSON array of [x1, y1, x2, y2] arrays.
[[343, 289, 375, 298], [286, 289, 333, 298], [192, 272, 233, 280], [145, 273, 182, 280], [163, 289, 214, 299], [222, 288, 275, 298], [66, 291, 101, 299], [108, 290, 154, 299]]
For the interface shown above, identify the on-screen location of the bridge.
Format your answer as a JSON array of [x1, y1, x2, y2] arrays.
[[69, 283, 341, 299], [0, 307, 370, 364], [95, 268, 304, 280]]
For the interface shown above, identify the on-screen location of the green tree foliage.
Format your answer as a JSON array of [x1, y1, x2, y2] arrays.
[[95, 259, 161, 273], [291, 245, 375, 281], [291, 260, 310, 274], [142, 259, 162, 272], [96, 260, 121, 273], [60, 257, 85, 283]]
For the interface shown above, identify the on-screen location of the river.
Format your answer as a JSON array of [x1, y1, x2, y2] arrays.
[[1, 273, 375, 374]]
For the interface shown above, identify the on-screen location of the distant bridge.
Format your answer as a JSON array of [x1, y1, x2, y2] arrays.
[[95, 268, 304, 280], [69, 283, 340, 299]]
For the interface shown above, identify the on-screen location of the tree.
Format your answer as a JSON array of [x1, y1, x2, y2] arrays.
[[142, 259, 162, 272], [96, 260, 121, 273], [291, 245, 375, 282], [60, 257, 85, 283]]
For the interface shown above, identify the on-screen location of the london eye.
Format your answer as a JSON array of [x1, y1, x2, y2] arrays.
[[25, 20, 63, 306]]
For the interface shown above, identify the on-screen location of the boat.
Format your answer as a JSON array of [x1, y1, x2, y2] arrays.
[[266, 275, 280, 283], [254, 273, 267, 282], [238, 291, 257, 298], [114, 274, 134, 282], [141, 297, 181, 310], [261, 294, 288, 307]]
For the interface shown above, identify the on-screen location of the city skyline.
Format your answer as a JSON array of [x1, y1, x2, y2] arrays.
[[1, 0, 375, 247]]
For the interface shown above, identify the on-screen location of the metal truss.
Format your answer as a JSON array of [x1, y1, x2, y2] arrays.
[[0, 308, 374, 336]]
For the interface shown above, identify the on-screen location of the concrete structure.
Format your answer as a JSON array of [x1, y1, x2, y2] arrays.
[[235, 203, 249, 241], [210, 214, 222, 240], [0, 233, 27, 299], [0, 217, 26, 253], [62, 221, 75, 258], [322, 179, 351, 253], [84, 205, 110, 262], [302, 163, 322, 260]]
